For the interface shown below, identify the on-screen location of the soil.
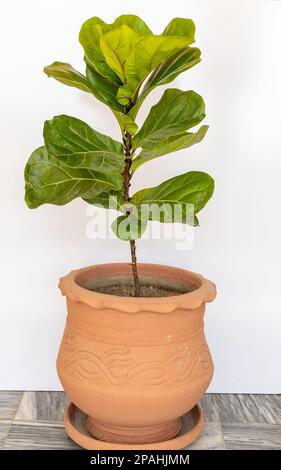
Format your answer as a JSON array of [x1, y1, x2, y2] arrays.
[[91, 283, 195, 298]]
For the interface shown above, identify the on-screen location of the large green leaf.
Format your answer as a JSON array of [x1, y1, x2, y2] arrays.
[[163, 18, 195, 40], [117, 35, 194, 105], [25, 147, 123, 208], [132, 126, 209, 171], [43, 115, 124, 174], [133, 89, 205, 149], [79, 15, 151, 85], [85, 65, 123, 111], [130, 47, 201, 119], [100, 26, 143, 83], [131, 171, 214, 224], [43, 62, 92, 93]]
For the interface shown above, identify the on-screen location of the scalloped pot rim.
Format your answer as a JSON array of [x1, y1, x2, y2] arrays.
[[58, 263, 217, 314]]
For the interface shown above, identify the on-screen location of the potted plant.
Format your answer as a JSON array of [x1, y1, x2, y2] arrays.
[[24, 14, 216, 450]]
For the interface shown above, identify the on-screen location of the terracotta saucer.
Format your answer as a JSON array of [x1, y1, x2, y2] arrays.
[[64, 403, 204, 450]]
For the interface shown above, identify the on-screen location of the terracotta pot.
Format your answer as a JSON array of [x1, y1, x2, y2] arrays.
[[57, 263, 216, 448]]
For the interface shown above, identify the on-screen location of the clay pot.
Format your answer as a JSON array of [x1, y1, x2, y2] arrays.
[[57, 263, 216, 448]]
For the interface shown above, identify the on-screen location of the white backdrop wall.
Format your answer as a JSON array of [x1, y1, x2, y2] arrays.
[[0, 0, 280, 392]]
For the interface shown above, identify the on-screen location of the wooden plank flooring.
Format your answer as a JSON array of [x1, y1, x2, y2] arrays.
[[0, 392, 280, 450]]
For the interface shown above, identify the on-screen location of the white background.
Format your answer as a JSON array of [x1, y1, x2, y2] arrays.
[[0, 0, 280, 392]]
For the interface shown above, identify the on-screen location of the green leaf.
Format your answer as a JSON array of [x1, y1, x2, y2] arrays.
[[43, 62, 92, 93], [127, 19, 197, 115], [113, 112, 138, 137], [130, 47, 201, 119], [111, 211, 148, 241], [163, 18, 195, 40], [144, 47, 200, 90], [43, 61, 123, 112], [113, 15, 152, 36], [133, 89, 205, 149], [25, 147, 123, 208], [131, 171, 214, 224], [79, 17, 121, 85], [100, 26, 143, 83], [79, 15, 151, 86], [117, 35, 194, 105], [86, 65, 123, 112], [83, 190, 124, 209], [43, 115, 124, 174], [132, 125, 209, 171]]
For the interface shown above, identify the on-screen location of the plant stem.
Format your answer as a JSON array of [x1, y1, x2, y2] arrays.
[[123, 129, 141, 297], [129, 239, 140, 296]]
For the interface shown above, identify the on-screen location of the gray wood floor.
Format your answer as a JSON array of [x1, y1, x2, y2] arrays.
[[0, 392, 280, 450]]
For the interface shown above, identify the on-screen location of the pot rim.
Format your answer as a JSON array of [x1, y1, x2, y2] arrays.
[[59, 263, 216, 314]]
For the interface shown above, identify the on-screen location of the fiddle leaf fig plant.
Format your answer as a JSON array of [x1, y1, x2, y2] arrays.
[[24, 14, 214, 297]]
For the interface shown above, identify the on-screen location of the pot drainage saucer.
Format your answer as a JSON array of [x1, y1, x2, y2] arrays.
[[64, 403, 204, 450]]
